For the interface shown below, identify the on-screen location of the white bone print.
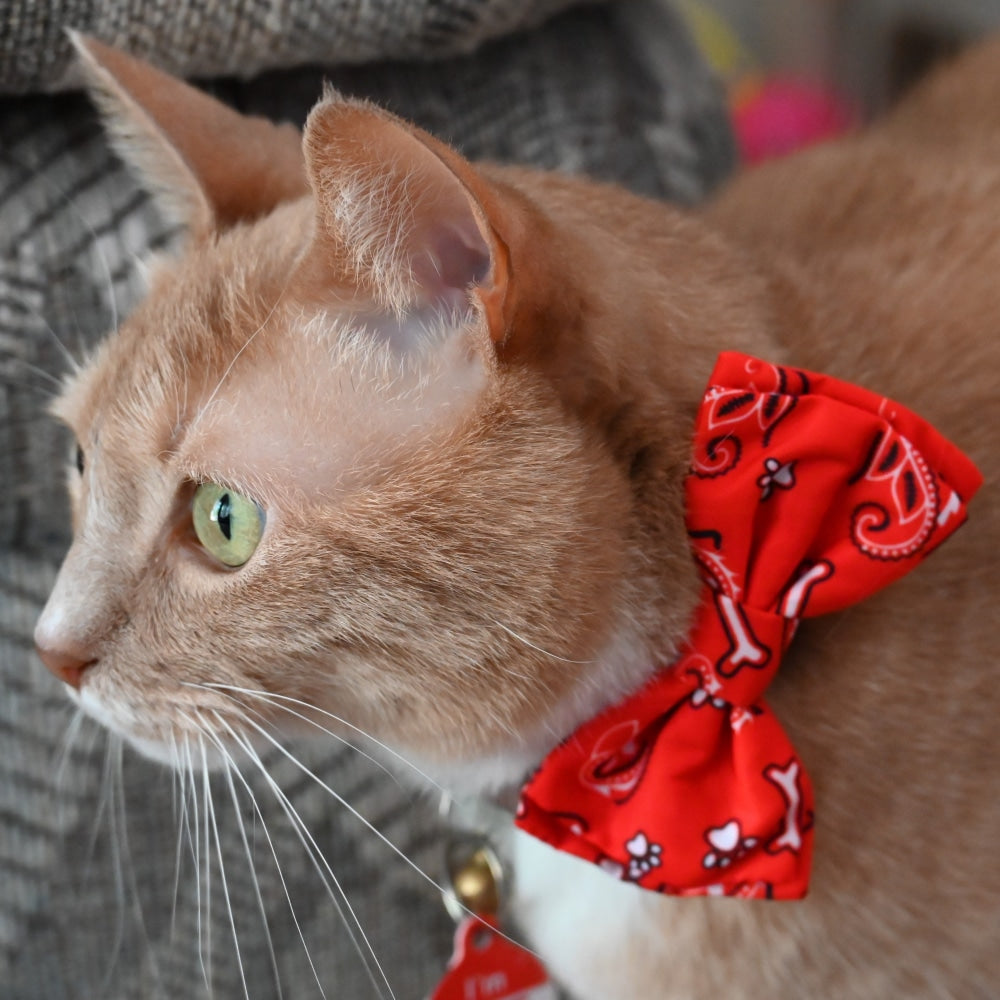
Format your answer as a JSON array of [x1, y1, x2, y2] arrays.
[[757, 457, 796, 500], [764, 760, 805, 853], [730, 707, 757, 732], [715, 592, 770, 676], [780, 560, 834, 618], [685, 656, 727, 709]]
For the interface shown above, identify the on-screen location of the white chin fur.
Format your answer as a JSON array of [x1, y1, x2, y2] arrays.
[[507, 828, 658, 1000], [75, 687, 229, 770]]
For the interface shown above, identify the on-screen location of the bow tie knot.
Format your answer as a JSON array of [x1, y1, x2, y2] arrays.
[[516, 352, 982, 900]]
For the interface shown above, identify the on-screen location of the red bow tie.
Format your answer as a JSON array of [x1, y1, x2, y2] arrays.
[[515, 352, 982, 900]]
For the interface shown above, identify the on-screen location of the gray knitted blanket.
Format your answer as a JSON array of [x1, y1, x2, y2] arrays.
[[0, 3, 733, 997], [1, 0, 589, 93]]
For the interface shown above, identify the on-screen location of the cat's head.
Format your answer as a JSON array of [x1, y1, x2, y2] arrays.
[[34, 38, 759, 792]]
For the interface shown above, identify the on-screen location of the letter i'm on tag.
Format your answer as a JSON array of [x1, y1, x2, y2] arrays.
[[429, 915, 556, 1000]]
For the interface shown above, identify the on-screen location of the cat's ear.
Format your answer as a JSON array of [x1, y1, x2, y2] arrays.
[[300, 96, 512, 337], [70, 32, 307, 236]]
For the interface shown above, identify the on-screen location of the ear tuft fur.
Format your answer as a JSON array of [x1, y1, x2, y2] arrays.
[[302, 99, 501, 320], [70, 31, 213, 234], [71, 33, 308, 236]]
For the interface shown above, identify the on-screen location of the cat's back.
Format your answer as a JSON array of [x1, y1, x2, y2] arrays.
[[707, 40, 1000, 444], [682, 39, 1000, 1000]]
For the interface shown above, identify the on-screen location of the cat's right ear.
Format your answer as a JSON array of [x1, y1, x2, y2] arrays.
[[299, 96, 518, 340], [70, 32, 307, 237]]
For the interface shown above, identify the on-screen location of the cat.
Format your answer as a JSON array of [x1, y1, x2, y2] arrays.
[[34, 32, 999, 1000]]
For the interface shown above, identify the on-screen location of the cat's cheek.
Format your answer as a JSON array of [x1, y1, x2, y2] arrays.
[[167, 526, 271, 588]]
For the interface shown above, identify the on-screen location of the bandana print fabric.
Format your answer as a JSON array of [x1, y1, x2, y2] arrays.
[[516, 352, 983, 900]]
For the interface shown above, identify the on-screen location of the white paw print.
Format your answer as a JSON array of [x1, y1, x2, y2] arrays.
[[702, 820, 757, 869], [625, 831, 662, 880]]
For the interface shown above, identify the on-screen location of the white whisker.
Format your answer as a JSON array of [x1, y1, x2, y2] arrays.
[[41, 318, 84, 374], [192, 283, 290, 431], [53, 705, 86, 795], [179, 713, 328, 1000], [8, 357, 65, 387], [0, 369, 60, 401], [229, 719, 445, 912], [226, 710, 537, 954], [169, 730, 189, 942], [82, 728, 110, 878], [182, 734, 210, 992], [216, 736, 286, 1000], [493, 619, 595, 664], [187, 682, 444, 792], [199, 733, 250, 1000], [201, 735, 214, 994], [42, 164, 121, 343], [212, 711, 395, 999], [112, 739, 163, 995], [212, 687, 398, 784], [97, 735, 126, 995]]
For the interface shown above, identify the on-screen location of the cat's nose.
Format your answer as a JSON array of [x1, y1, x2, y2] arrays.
[[34, 640, 97, 691]]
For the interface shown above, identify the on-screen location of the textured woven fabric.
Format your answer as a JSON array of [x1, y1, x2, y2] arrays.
[[0, 4, 734, 998], [0, 0, 593, 94]]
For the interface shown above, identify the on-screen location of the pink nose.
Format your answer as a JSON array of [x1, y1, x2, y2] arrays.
[[35, 642, 97, 691]]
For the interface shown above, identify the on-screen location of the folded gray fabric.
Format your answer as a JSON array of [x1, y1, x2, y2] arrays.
[[1, 0, 595, 94], [0, 4, 734, 998]]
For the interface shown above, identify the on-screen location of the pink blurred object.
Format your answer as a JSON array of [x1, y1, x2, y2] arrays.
[[732, 77, 856, 164]]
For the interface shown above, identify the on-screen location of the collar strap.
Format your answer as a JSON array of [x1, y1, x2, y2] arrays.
[[516, 352, 982, 899]]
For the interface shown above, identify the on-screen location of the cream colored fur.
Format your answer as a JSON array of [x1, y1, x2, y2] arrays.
[[35, 35, 999, 1000]]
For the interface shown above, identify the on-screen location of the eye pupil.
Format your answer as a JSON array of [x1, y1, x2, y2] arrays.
[[191, 482, 264, 568], [214, 494, 232, 540], [75, 446, 85, 475]]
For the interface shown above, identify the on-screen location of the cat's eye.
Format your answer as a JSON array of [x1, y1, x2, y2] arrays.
[[74, 445, 85, 475], [191, 483, 265, 567]]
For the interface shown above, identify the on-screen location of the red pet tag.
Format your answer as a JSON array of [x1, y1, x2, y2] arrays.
[[430, 915, 556, 1000], [429, 836, 556, 1000]]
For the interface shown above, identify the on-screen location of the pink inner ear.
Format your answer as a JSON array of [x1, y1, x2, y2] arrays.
[[303, 100, 506, 321], [412, 217, 492, 314]]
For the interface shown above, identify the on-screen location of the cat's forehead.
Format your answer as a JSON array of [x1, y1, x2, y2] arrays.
[[60, 202, 490, 503], [180, 308, 488, 502], [58, 202, 312, 433]]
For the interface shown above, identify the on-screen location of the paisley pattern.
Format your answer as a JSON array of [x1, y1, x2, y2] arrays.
[[850, 429, 938, 559], [516, 352, 983, 900]]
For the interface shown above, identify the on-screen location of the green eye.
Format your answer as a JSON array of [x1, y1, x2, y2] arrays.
[[191, 483, 265, 567]]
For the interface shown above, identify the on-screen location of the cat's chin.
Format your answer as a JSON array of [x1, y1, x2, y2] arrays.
[[126, 730, 221, 769], [75, 687, 233, 772]]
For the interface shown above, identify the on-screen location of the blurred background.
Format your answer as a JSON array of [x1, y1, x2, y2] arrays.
[[704, 0, 993, 105], [680, 0, 1000, 162]]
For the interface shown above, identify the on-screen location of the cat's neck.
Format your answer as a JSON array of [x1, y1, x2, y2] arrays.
[[409, 610, 661, 797]]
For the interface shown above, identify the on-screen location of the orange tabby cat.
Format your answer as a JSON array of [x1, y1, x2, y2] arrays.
[[35, 34, 998, 999]]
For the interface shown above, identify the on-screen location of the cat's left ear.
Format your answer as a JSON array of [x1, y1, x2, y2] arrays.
[[70, 32, 307, 236], [300, 96, 512, 339]]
